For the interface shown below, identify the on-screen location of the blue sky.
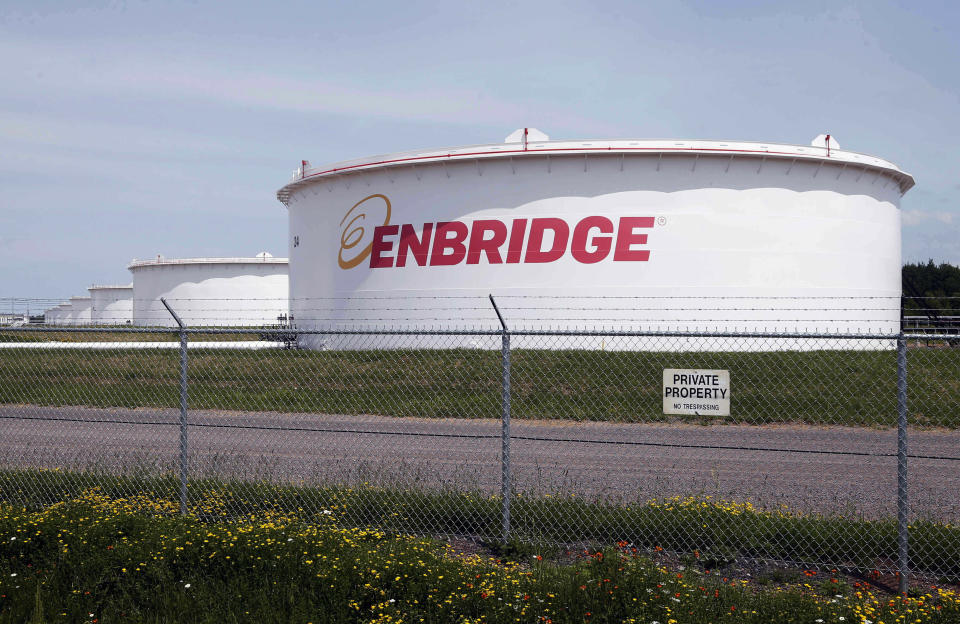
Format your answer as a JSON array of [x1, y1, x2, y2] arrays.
[[1, 0, 958, 300]]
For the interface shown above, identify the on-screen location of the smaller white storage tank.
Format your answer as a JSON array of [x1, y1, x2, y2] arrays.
[[68, 296, 92, 325], [129, 253, 289, 327], [44, 303, 71, 325], [58, 303, 74, 325], [89, 284, 133, 325]]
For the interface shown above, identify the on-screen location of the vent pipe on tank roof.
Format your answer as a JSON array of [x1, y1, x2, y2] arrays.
[[505, 128, 549, 148], [811, 134, 840, 156]]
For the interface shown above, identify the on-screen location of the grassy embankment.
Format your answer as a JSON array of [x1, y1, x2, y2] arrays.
[[1, 479, 959, 623], [0, 347, 957, 427]]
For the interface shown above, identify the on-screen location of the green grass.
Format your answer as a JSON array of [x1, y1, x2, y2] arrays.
[[2, 488, 959, 623], [1, 469, 958, 579], [0, 346, 957, 427]]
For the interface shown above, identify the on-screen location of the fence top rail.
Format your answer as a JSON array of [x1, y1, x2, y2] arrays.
[[0, 326, 504, 337], [506, 329, 901, 340], [904, 332, 960, 340], [0, 326, 907, 340], [0, 326, 181, 334]]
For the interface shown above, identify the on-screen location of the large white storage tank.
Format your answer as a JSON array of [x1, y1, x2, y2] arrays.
[[277, 131, 914, 349], [68, 296, 92, 326], [129, 254, 289, 327], [89, 284, 133, 325]]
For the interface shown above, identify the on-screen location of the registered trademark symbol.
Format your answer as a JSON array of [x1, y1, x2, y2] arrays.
[[657, 216, 666, 226]]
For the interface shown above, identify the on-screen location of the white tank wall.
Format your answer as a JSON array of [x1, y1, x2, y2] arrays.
[[89, 286, 133, 325], [282, 145, 911, 350], [130, 261, 289, 327], [68, 297, 92, 326], [44, 304, 70, 325], [58, 304, 74, 325]]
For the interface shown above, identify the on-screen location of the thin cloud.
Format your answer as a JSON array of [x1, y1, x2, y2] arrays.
[[902, 209, 955, 226], [0, 37, 614, 133], [0, 110, 251, 159]]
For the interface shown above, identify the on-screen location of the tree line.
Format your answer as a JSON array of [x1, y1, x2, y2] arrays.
[[902, 261, 960, 315]]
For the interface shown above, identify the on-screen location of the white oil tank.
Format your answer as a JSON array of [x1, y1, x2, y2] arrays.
[[129, 254, 289, 327], [89, 284, 133, 325], [68, 296, 92, 326], [277, 131, 914, 349], [44, 303, 71, 325], [58, 303, 74, 325]]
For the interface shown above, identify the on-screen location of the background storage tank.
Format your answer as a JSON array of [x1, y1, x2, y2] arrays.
[[44, 303, 71, 325], [277, 131, 914, 349], [68, 296, 92, 326], [59, 303, 74, 325], [129, 254, 289, 327], [89, 284, 133, 325]]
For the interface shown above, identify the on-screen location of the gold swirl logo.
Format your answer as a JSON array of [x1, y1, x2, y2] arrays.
[[338, 194, 392, 269]]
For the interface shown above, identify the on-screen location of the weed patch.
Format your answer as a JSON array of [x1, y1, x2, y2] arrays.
[[2, 491, 959, 623]]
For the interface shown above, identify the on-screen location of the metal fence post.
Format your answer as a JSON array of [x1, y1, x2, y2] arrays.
[[161, 298, 189, 516], [489, 295, 511, 541], [897, 333, 909, 594]]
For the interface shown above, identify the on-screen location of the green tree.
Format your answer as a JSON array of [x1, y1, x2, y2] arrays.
[[902, 260, 960, 314]]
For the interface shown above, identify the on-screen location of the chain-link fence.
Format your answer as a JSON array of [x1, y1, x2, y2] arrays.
[[1, 297, 958, 593]]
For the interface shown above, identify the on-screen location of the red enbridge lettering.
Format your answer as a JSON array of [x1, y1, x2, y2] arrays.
[[370, 215, 652, 268], [429, 222, 468, 266], [525, 218, 569, 264], [570, 216, 614, 264]]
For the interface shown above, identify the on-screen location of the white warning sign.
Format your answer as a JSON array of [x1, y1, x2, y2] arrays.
[[663, 369, 730, 416]]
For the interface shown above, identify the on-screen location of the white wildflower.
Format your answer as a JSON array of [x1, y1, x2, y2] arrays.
[[184, 583, 191, 588]]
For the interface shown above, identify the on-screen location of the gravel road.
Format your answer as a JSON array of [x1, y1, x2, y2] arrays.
[[3, 405, 959, 520]]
